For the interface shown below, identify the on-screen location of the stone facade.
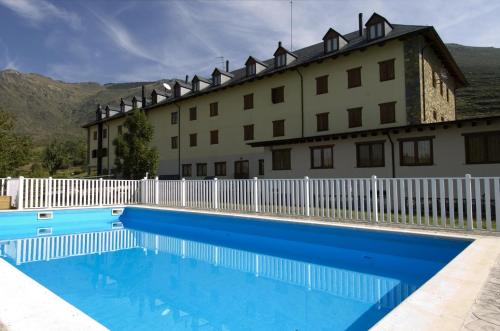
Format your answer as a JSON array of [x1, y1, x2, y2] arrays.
[[404, 36, 423, 124]]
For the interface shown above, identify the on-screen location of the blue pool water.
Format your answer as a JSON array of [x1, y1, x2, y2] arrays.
[[0, 207, 471, 330]]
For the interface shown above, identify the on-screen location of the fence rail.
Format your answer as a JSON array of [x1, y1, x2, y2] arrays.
[[2, 175, 499, 232]]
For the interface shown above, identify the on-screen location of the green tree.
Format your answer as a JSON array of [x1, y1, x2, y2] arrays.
[[0, 110, 32, 177], [42, 138, 86, 176], [113, 109, 159, 179]]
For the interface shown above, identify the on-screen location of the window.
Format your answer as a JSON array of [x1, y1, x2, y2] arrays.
[[213, 75, 221, 86], [325, 38, 339, 53], [193, 81, 199, 92], [246, 63, 256, 76], [196, 163, 207, 177], [189, 107, 197, 121], [271, 86, 284, 104], [368, 23, 384, 39], [273, 120, 285, 137], [234, 160, 249, 179], [310, 145, 334, 169], [379, 102, 396, 124], [316, 113, 329, 132], [210, 130, 218, 145], [243, 93, 254, 110], [171, 136, 178, 149], [210, 102, 218, 117], [347, 67, 361, 88], [276, 54, 286, 67], [316, 75, 328, 95], [214, 162, 226, 176], [379, 59, 395, 81], [189, 133, 197, 147], [357, 141, 385, 167], [272, 149, 291, 170], [243, 124, 254, 141], [348, 108, 362, 128], [258, 159, 264, 176], [103, 128, 107, 139], [117, 125, 123, 135], [91, 149, 97, 158], [400, 137, 434, 166], [182, 164, 192, 177], [171, 112, 178, 125], [464, 131, 500, 164]]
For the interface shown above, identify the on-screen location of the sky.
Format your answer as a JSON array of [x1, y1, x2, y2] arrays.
[[1, 0, 499, 84]]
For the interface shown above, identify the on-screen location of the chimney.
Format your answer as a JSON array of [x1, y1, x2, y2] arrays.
[[185, 75, 189, 83], [96, 104, 102, 120], [278, 41, 282, 48], [225, 60, 229, 72], [141, 85, 146, 107], [358, 13, 363, 37]]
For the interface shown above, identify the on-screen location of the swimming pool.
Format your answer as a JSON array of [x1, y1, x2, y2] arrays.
[[0, 207, 471, 330]]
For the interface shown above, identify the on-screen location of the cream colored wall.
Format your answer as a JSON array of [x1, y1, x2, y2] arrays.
[[302, 40, 407, 136], [264, 121, 500, 178]]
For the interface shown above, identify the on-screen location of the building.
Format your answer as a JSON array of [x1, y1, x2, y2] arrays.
[[82, 12, 499, 179]]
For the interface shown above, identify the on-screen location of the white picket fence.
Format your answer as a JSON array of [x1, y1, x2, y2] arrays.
[[2, 175, 499, 232]]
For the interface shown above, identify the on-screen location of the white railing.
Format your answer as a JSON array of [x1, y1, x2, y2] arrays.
[[153, 175, 500, 232], [4, 175, 499, 232], [0, 178, 7, 196]]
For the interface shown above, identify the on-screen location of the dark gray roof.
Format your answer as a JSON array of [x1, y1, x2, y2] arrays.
[[193, 75, 211, 84], [246, 56, 267, 67], [174, 79, 192, 89], [212, 68, 235, 77], [152, 89, 168, 97]]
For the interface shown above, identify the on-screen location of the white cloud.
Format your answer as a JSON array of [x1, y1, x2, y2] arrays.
[[0, 0, 82, 30]]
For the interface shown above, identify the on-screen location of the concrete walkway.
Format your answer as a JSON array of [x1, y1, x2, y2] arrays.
[[463, 255, 500, 331]]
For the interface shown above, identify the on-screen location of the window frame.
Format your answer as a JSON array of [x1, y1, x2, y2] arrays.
[[243, 93, 254, 110], [209, 102, 218, 117], [464, 131, 500, 164], [272, 119, 285, 137], [316, 112, 329, 132], [275, 54, 286, 68], [171, 112, 178, 125], [196, 163, 207, 177], [347, 67, 362, 88], [271, 86, 285, 104], [210, 130, 219, 145], [310, 145, 334, 169], [368, 22, 384, 40], [272, 148, 291, 171], [246, 63, 256, 76], [399, 136, 434, 166], [214, 162, 227, 177], [243, 124, 254, 141], [379, 59, 395, 81], [347, 107, 362, 128], [182, 164, 192, 177], [379, 102, 396, 124], [356, 141, 385, 168], [171, 136, 178, 149], [315, 75, 329, 95], [189, 133, 197, 147], [189, 107, 197, 121], [324, 37, 339, 53]]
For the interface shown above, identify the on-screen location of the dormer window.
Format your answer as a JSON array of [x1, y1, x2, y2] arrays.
[[193, 81, 200, 92], [325, 38, 338, 53], [213, 74, 221, 86], [247, 63, 256, 76], [276, 54, 286, 67], [365, 13, 392, 40], [368, 22, 384, 39]]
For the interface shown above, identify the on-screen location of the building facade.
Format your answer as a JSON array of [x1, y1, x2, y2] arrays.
[[83, 13, 500, 179]]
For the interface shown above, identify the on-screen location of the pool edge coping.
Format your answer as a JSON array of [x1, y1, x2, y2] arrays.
[[0, 258, 108, 331]]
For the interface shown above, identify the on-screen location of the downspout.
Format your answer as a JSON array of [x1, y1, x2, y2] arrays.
[[174, 102, 181, 178], [385, 132, 396, 178], [294, 68, 305, 137]]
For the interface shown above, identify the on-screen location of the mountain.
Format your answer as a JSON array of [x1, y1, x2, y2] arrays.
[[0, 43, 498, 144], [447, 44, 500, 118], [0, 69, 174, 144]]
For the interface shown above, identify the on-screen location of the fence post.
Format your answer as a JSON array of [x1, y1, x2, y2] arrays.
[[253, 177, 259, 213], [371, 175, 379, 223], [465, 174, 473, 231], [213, 178, 219, 210], [154, 176, 159, 205], [181, 178, 186, 207], [304, 176, 310, 217], [17, 176, 24, 210], [47, 177, 52, 208], [99, 178, 103, 206]]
